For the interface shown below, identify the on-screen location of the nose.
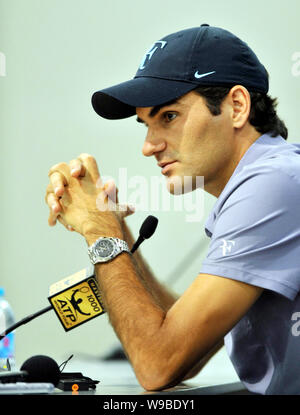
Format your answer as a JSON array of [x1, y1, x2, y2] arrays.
[[142, 130, 166, 157]]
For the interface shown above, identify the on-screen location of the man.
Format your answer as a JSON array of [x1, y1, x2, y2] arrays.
[[45, 25, 300, 394]]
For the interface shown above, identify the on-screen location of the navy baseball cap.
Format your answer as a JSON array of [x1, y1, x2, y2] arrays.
[[92, 24, 269, 120]]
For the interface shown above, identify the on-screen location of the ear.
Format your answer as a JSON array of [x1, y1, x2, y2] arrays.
[[228, 85, 251, 129]]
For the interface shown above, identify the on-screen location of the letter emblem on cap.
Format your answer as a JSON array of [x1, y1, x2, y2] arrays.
[[139, 41, 167, 70]]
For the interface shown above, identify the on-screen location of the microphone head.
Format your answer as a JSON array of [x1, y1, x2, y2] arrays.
[[20, 355, 60, 386], [139, 215, 158, 239]]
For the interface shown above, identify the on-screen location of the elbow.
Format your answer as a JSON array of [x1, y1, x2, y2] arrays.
[[139, 374, 180, 392], [135, 361, 185, 392]]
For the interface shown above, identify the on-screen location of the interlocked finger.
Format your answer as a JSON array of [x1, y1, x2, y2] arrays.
[[48, 162, 71, 197], [46, 190, 63, 226], [102, 179, 135, 220], [76, 153, 101, 183], [69, 158, 86, 178]]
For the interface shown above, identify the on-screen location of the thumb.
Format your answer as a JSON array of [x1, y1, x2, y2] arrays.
[[116, 203, 135, 221], [103, 179, 118, 204]]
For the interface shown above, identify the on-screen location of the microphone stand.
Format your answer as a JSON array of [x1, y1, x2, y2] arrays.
[[0, 305, 52, 341]]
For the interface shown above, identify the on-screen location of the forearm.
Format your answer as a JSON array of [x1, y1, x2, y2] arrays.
[[86, 226, 224, 391], [93, 250, 167, 389], [121, 219, 222, 382], [121, 218, 178, 311]]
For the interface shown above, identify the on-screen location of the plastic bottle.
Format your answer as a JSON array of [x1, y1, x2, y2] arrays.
[[0, 287, 15, 370]]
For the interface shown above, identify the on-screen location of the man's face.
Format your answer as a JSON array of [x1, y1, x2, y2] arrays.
[[136, 91, 238, 197]]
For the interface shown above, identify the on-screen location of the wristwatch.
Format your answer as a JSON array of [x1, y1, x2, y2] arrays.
[[87, 237, 131, 265]]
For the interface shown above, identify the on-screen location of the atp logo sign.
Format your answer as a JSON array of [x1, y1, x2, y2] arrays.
[[56, 288, 92, 323], [49, 278, 105, 331]]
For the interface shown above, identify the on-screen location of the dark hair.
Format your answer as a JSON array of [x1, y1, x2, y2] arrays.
[[193, 85, 288, 140]]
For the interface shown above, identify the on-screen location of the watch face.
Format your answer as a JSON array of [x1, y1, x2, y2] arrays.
[[95, 239, 114, 258]]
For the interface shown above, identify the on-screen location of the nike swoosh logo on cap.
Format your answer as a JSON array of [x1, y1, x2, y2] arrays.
[[194, 70, 216, 79]]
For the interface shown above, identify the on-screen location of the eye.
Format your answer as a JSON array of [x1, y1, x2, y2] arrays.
[[163, 112, 177, 123]]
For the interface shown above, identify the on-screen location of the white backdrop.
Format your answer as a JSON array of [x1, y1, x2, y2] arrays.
[[0, 0, 299, 371]]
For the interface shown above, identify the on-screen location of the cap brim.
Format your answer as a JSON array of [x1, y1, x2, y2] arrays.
[[91, 77, 197, 120]]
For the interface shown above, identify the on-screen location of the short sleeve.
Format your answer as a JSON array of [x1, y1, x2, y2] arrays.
[[200, 164, 300, 300]]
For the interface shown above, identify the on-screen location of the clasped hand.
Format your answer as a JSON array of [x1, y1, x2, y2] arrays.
[[45, 153, 134, 242]]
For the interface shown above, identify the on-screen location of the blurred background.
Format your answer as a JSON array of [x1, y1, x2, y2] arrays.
[[0, 0, 299, 381]]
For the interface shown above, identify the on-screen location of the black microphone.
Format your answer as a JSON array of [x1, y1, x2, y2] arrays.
[[131, 215, 158, 254], [0, 355, 60, 386]]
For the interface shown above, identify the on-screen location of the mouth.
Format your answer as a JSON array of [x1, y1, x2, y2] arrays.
[[157, 160, 178, 174]]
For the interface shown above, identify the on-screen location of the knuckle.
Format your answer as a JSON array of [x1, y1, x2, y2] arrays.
[[45, 192, 51, 204], [48, 162, 68, 177], [79, 153, 94, 161], [46, 183, 53, 193], [48, 164, 58, 177], [69, 159, 83, 174], [48, 216, 55, 226], [47, 194, 56, 207], [69, 158, 80, 166], [49, 171, 68, 188], [49, 171, 61, 183], [45, 185, 53, 203]]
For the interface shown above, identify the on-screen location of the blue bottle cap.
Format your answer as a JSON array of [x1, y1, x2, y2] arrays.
[[0, 287, 4, 297]]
